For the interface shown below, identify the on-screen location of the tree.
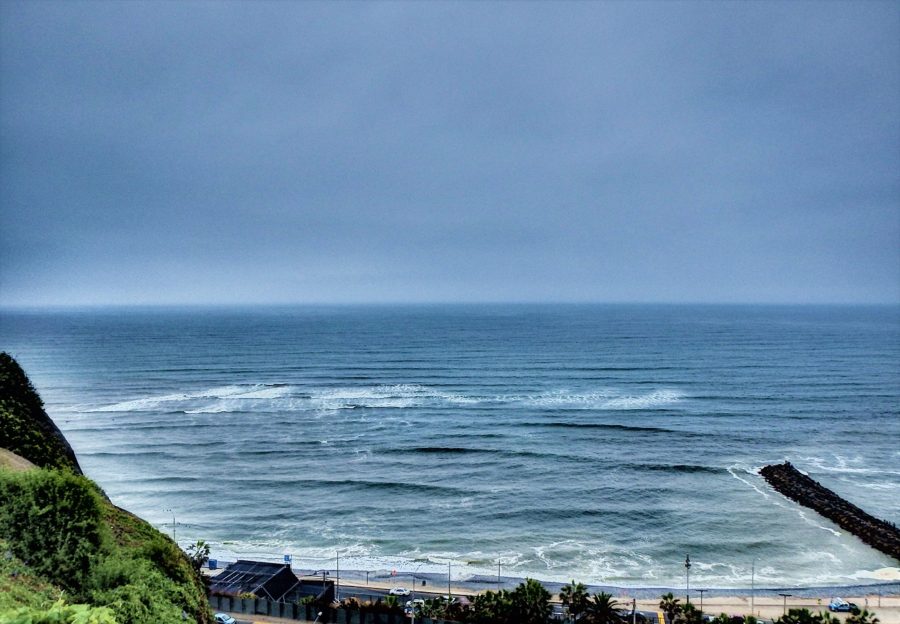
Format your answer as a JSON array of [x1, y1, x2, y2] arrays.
[[510, 578, 553, 624], [847, 610, 880, 624], [777, 609, 824, 624], [185, 540, 210, 573], [584, 592, 622, 624], [560, 581, 591, 622], [187, 540, 209, 574], [660, 593, 683, 623], [445, 596, 472, 622], [678, 603, 703, 624], [470, 589, 513, 624]]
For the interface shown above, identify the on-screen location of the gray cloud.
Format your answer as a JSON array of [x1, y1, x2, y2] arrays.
[[1, 1, 898, 305]]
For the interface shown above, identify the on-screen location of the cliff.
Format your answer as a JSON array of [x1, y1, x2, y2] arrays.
[[0, 352, 82, 473], [0, 352, 211, 624]]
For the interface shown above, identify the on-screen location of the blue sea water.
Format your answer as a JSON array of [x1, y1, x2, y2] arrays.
[[1, 304, 898, 588]]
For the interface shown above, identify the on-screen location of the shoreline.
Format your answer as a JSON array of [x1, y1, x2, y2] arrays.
[[208, 560, 900, 598]]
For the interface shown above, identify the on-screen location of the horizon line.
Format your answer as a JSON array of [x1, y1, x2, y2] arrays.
[[2, 300, 899, 311]]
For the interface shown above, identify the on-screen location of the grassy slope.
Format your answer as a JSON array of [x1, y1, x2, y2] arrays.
[[0, 354, 210, 623], [0, 537, 62, 613]]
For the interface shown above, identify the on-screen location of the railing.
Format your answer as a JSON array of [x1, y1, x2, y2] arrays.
[[208, 593, 455, 624]]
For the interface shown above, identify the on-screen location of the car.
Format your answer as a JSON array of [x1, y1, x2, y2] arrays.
[[214, 614, 236, 624], [828, 598, 859, 614], [389, 587, 411, 596]]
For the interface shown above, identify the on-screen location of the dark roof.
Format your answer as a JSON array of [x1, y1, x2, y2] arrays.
[[209, 560, 301, 601]]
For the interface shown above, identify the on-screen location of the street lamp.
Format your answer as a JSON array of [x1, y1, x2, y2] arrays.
[[750, 559, 755, 617], [409, 560, 429, 624], [164, 508, 175, 543], [684, 554, 691, 605], [778, 593, 792, 616], [698, 589, 706, 615]]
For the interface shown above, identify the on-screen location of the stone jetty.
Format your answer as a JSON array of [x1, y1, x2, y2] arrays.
[[759, 461, 900, 561]]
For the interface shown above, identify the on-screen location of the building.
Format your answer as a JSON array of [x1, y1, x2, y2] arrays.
[[209, 560, 333, 603]]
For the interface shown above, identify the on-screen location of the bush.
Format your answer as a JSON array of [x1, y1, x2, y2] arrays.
[[0, 469, 106, 593], [2, 599, 117, 624]]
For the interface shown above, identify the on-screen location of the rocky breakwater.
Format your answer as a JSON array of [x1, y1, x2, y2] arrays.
[[760, 461, 900, 561]]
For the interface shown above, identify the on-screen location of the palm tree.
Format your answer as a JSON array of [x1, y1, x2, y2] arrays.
[[471, 589, 513, 624], [421, 596, 446, 619], [777, 608, 824, 624], [584, 592, 622, 624], [678, 603, 703, 624], [560, 580, 591, 622], [380, 595, 404, 614], [446, 597, 471, 622], [847, 610, 880, 624], [510, 578, 553, 624], [660, 593, 683, 624]]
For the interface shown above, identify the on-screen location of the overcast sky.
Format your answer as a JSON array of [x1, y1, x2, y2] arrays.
[[1, 1, 898, 306]]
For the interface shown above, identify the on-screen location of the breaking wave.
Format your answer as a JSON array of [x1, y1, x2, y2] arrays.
[[85, 384, 685, 414]]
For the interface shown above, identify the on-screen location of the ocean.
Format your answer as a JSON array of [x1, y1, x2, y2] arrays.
[[1, 304, 898, 589]]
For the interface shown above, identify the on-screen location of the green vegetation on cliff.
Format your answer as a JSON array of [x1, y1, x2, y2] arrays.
[[0, 353, 82, 473], [0, 353, 210, 624]]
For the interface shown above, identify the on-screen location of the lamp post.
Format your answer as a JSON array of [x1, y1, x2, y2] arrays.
[[410, 561, 428, 624], [448, 562, 452, 599], [336, 552, 340, 603], [778, 593, 792, 616], [698, 589, 706, 616], [164, 508, 175, 543], [497, 560, 501, 590], [750, 559, 756, 617], [684, 554, 691, 605]]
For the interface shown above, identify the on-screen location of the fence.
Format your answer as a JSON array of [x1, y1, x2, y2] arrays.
[[208, 594, 453, 624]]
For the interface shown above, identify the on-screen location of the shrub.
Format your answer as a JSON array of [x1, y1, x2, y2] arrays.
[[0, 469, 106, 593]]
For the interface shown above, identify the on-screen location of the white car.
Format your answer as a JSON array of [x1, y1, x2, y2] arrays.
[[389, 587, 411, 596], [214, 614, 236, 624]]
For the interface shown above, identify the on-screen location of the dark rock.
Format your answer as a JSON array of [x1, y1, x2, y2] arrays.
[[759, 462, 900, 562]]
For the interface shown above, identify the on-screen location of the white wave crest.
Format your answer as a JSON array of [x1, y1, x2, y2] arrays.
[[601, 389, 684, 409], [88, 385, 247, 412], [86, 383, 684, 415], [517, 388, 684, 410], [308, 384, 478, 411]]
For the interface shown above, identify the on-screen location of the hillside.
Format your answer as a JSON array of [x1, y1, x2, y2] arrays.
[[0, 353, 211, 624], [0, 352, 82, 473]]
